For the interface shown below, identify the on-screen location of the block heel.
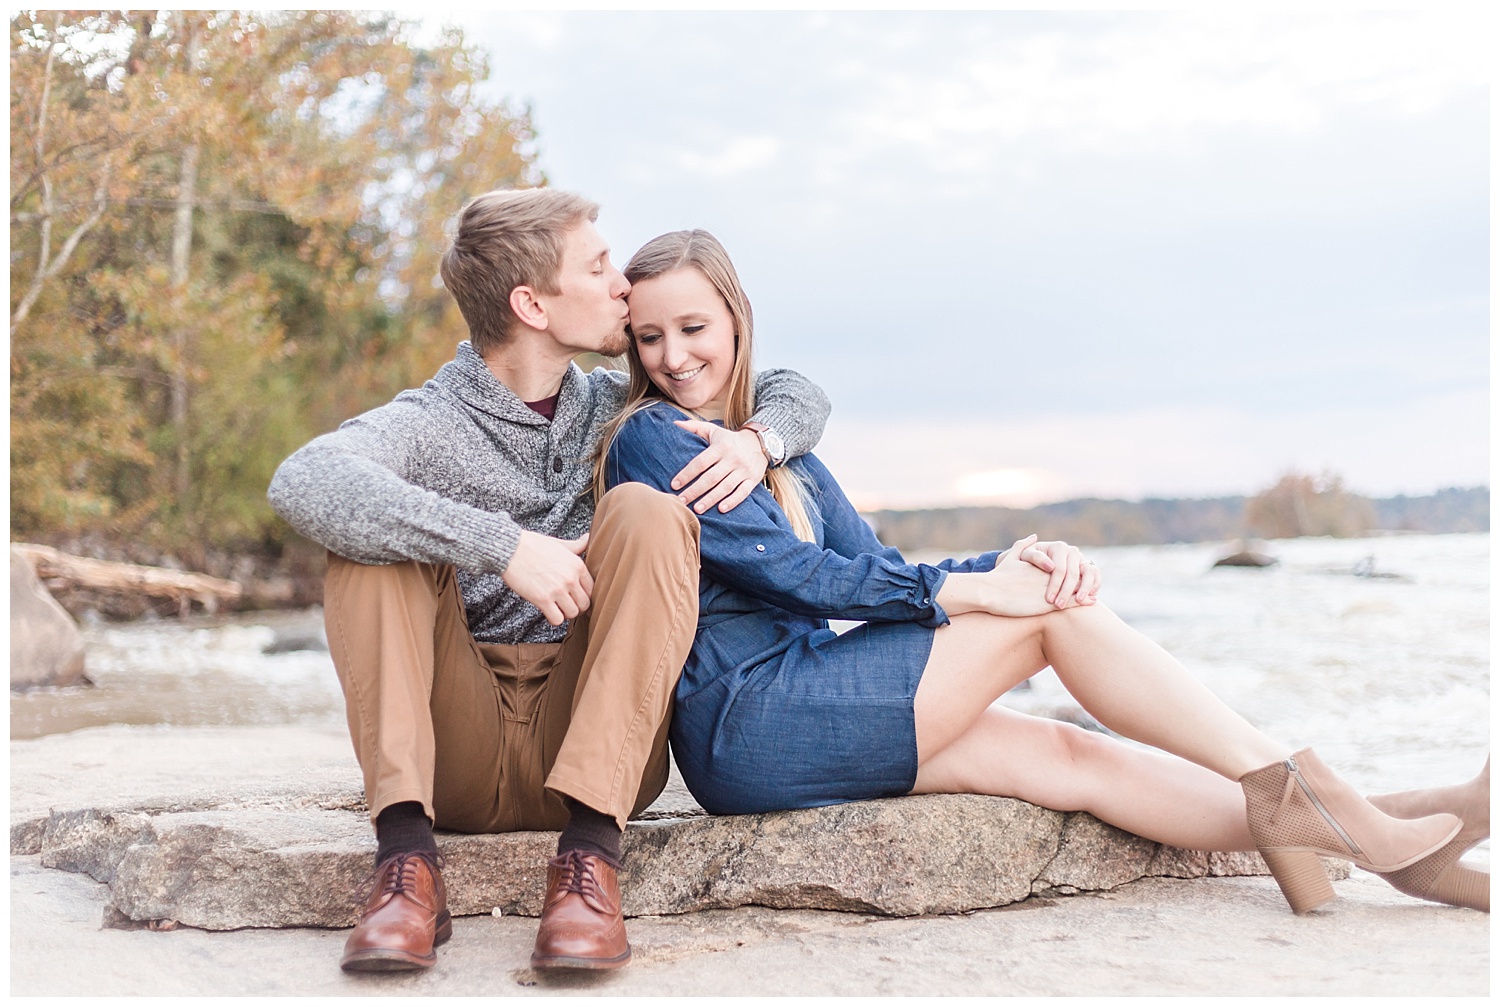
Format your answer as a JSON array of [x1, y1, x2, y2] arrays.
[[1384, 846, 1490, 913], [1427, 863, 1490, 913], [1369, 757, 1490, 912], [1241, 748, 1461, 914], [1260, 848, 1335, 914]]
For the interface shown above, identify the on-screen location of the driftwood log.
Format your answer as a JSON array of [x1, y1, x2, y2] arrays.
[[11, 544, 242, 617]]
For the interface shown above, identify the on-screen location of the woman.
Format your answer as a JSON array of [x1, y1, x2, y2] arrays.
[[595, 229, 1488, 915]]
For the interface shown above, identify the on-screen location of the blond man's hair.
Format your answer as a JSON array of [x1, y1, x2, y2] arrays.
[[439, 189, 600, 355]]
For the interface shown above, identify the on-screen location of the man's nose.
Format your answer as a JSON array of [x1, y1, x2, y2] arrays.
[[611, 265, 630, 298]]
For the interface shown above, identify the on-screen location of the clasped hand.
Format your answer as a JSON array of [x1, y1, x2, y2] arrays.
[[500, 426, 767, 624], [939, 534, 1102, 618], [1017, 535, 1102, 609]]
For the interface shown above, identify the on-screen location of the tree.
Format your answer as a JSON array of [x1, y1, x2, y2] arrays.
[[11, 11, 540, 561], [1244, 470, 1376, 539]]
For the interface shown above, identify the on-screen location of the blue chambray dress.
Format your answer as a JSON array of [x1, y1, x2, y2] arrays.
[[606, 402, 1000, 815]]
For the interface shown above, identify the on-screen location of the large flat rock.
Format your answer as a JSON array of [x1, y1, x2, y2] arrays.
[[11, 723, 1344, 931], [16, 790, 1337, 930]]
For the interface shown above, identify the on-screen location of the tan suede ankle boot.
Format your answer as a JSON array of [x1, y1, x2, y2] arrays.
[[1240, 748, 1461, 914], [1368, 757, 1489, 912]]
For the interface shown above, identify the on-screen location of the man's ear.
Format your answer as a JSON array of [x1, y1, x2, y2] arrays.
[[509, 285, 549, 332]]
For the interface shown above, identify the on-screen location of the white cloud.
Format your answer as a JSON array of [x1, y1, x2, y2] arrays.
[[811, 12, 1488, 195], [676, 135, 782, 178], [435, 11, 1487, 208], [407, 10, 1487, 500]]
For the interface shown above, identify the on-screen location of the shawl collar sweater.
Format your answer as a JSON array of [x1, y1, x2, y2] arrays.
[[269, 341, 829, 644]]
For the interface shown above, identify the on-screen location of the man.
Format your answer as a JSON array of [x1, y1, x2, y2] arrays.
[[267, 188, 828, 973]]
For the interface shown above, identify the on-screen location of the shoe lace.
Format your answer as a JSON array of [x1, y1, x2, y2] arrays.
[[550, 849, 609, 902], [354, 850, 443, 906]]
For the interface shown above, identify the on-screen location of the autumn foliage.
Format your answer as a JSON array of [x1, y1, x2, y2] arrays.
[[1243, 470, 1376, 540], [10, 11, 539, 560]]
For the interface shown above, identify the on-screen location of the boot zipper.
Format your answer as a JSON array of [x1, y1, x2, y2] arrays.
[[1287, 755, 1362, 856]]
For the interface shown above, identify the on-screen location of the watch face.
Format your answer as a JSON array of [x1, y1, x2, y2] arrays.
[[763, 429, 786, 463]]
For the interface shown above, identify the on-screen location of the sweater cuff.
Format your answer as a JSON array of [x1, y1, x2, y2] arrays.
[[747, 400, 811, 459], [437, 505, 522, 575]]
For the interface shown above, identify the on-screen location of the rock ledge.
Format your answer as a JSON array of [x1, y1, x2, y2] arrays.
[[14, 790, 1345, 930]]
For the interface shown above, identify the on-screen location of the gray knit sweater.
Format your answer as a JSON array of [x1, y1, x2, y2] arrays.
[[267, 340, 830, 644]]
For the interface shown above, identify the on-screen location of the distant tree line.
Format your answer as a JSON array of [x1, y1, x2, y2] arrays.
[[869, 481, 1489, 554], [10, 11, 538, 566]]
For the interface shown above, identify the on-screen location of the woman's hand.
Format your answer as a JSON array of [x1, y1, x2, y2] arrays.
[[937, 535, 1057, 618], [936, 535, 1102, 618], [1016, 538, 1102, 608]]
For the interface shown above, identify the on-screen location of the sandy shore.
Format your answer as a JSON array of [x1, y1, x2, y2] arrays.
[[10, 854, 1488, 996], [9, 722, 1489, 996]]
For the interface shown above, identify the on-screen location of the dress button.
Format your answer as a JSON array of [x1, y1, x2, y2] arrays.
[[553, 457, 563, 473], [755, 544, 766, 552]]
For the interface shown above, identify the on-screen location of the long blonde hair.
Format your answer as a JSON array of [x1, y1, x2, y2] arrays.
[[592, 229, 815, 542]]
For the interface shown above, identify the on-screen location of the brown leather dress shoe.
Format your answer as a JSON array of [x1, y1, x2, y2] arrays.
[[340, 852, 452, 972], [531, 850, 631, 970]]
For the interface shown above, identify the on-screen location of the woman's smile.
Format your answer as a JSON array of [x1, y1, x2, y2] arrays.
[[666, 363, 707, 383]]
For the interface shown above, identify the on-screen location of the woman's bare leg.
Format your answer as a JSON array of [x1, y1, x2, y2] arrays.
[[912, 705, 1254, 851], [913, 603, 1289, 782]]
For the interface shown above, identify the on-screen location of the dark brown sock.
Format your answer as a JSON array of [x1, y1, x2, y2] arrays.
[[374, 801, 438, 867], [557, 797, 622, 867]]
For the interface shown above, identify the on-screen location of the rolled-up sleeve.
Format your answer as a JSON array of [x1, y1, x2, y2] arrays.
[[608, 404, 950, 626]]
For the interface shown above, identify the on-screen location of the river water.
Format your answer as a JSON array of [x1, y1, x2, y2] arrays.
[[967, 532, 1490, 799], [14, 533, 1489, 811]]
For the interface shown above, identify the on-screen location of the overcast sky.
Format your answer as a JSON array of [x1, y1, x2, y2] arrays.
[[405, 9, 1489, 508]]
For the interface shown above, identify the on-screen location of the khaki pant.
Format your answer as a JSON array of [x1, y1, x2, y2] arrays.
[[323, 483, 701, 832]]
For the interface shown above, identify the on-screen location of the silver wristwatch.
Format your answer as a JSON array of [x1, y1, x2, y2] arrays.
[[743, 422, 787, 468]]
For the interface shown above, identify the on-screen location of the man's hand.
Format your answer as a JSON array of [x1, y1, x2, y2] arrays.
[[501, 530, 592, 626], [671, 420, 769, 514], [1014, 538, 1101, 608]]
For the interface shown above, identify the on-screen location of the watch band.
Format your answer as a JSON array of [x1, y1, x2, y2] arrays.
[[742, 421, 787, 469]]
